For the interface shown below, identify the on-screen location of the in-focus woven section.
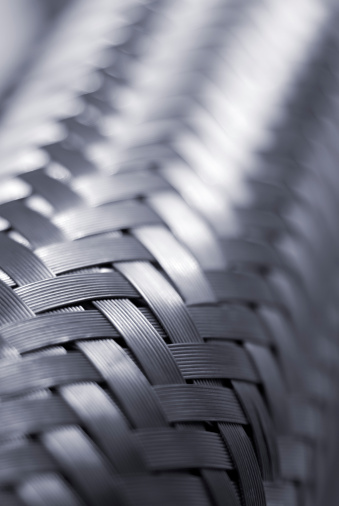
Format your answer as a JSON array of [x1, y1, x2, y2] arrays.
[[0, 1, 338, 506]]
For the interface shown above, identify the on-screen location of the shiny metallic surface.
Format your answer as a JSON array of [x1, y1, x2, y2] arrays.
[[0, 1, 338, 505]]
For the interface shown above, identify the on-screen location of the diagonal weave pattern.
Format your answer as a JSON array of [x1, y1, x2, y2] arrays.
[[0, 1, 339, 505]]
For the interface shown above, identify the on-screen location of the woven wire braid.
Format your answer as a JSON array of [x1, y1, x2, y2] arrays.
[[0, 1, 338, 505]]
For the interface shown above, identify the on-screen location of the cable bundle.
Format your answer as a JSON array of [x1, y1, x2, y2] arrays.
[[0, 1, 338, 505]]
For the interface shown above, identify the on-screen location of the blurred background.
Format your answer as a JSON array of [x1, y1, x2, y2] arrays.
[[0, 0, 67, 106]]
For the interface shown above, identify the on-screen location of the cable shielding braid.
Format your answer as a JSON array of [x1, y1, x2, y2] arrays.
[[0, 1, 338, 505]]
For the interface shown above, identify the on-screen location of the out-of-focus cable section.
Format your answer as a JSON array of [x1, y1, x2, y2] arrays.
[[0, 0, 330, 181]]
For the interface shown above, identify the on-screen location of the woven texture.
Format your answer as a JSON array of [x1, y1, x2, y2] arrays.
[[0, 1, 338, 505]]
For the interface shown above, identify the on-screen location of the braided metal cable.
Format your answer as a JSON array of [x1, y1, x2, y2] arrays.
[[0, 1, 338, 505]]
